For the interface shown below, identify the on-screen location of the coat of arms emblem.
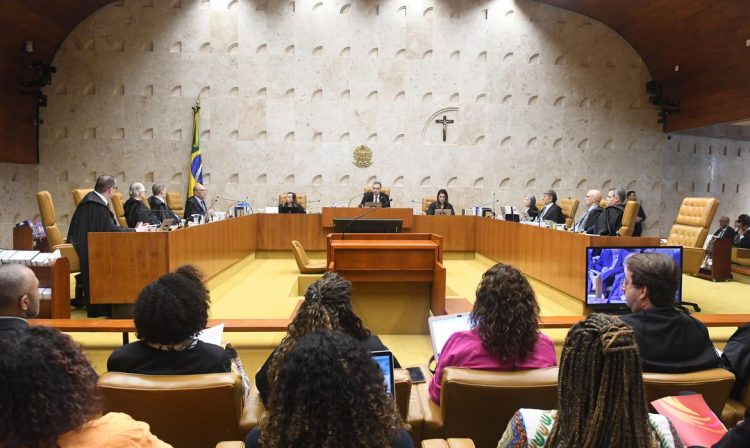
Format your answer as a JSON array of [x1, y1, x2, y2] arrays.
[[352, 145, 373, 168]]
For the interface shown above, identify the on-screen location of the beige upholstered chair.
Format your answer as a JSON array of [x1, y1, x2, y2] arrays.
[[732, 248, 750, 269], [36, 191, 80, 273], [423, 197, 436, 213], [110, 192, 128, 227], [291, 240, 326, 274], [559, 197, 580, 229], [643, 368, 735, 418], [618, 201, 640, 236], [665, 197, 720, 273], [166, 191, 185, 218], [599, 199, 608, 208], [422, 440, 476, 448], [418, 367, 559, 448], [72, 188, 93, 206], [98, 372, 256, 448], [277, 193, 307, 209]]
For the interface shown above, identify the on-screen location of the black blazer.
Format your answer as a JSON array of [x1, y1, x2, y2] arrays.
[[577, 205, 603, 233], [713, 226, 736, 241], [184, 196, 207, 219], [123, 197, 159, 227], [278, 203, 306, 214], [360, 191, 390, 208], [539, 203, 565, 224], [148, 196, 181, 222]]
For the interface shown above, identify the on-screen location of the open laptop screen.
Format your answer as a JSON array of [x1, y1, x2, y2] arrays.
[[428, 313, 472, 361]]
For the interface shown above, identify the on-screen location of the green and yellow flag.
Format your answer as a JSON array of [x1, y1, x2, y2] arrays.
[[188, 101, 203, 196]]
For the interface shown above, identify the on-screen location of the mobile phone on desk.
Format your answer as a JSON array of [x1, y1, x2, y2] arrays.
[[406, 366, 426, 384]]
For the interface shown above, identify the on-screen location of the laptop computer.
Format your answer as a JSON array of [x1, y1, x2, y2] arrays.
[[158, 218, 174, 231], [371, 350, 395, 396], [363, 201, 382, 208], [434, 209, 450, 216], [428, 313, 472, 361]]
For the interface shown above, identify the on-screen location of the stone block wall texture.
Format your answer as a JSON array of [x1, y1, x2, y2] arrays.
[[0, 0, 735, 249]]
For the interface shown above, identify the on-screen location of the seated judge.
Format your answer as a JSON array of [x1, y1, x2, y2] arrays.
[[183, 183, 211, 220], [537, 189, 565, 224], [712, 215, 736, 241], [573, 189, 603, 233], [735, 214, 750, 248], [124, 182, 159, 228], [0, 264, 40, 333], [359, 181, 390, 207], [426, 188, 455, 215], [627, 190, 647, 236], [619, 252, 720, 373], [522, 194, 539, 221], [107, 265, 231, 375], [148, 183, 181, 223], [278, 191, 306, 214], [588, 188, 626, 236]]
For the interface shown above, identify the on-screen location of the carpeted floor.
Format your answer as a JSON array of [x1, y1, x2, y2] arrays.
[[70, 252, 750, 374]]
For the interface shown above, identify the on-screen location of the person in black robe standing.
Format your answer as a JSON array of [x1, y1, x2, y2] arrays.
[[67, 175, 149, 317], [627, 190, 647, 236], [124, 182, 159, 228]]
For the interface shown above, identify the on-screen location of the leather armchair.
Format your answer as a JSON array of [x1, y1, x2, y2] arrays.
[[666, 197, 720, 274], [291, 240, 326, 274], [98, 371, 257, 448], [417, 367, 559, 448], [37, 191, 80, 272], [423, 197, 437, 213], [732, 248, 750, 269], [277, 194, 307, 209], [110, 192, 128, 227], [166, 191, 185, 218], [559, 197, 579, 229], [643, 368, 735, 418], [618, 201, 640, 236], [72, 188, 93, 206]]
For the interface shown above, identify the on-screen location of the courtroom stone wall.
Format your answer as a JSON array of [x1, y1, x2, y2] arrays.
[[36, 0, 668, 239]]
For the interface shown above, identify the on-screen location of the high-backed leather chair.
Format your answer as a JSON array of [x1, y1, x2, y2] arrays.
[[98, 372, 256, 448], [36, 191, 80, 273], [110, 192, 128, 227], [72, 188, 92, 206], [277, 193, 307, 209], [166, 191, 185, 219], [643, 368, 735, 418], [618, 201, 640, 236], [291, 240, 326, 274], [559, 197, 579, 229], [423, 197, 436, 213], [666, 197, 720, 273], [364, 186, 391, 196], [418, 367, 559, 448]]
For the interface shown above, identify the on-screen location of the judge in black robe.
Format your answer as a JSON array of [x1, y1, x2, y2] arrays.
[[588, 188, 627, 236], [538, 190, 565, 224], [184, 184, 210, 220], [124, 197, 159, 228], [359, 192, 390, 207], [67, 176, 136, 316], [627, 191, 647, 236], [148, 196, 181, 223], [712, 216, 736, 241]]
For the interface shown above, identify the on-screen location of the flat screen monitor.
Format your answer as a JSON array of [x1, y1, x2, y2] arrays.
[[332, 218, 403, 233], [585, 246, 683, 310]]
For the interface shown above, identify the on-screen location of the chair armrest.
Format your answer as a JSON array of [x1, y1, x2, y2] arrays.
[[216, 442, 245, 448], [239, 385, 264, 434], [415, 365, 443, 439], [422, 439, 475, 448], [52, 243, 80, 272], [722, 398, 747, 428], [682, 246, 705, 274]]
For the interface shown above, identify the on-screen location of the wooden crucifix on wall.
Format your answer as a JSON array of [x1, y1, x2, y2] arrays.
[[435, 115, 454, 142]]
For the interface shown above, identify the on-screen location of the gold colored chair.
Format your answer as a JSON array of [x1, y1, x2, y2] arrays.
[[422, 440, 476, 448], [110, 192, 128, 227], [277, 193, 307, 209], [72, 188, 93, 206], [665, 197, 720, 274], [423, 197, 436, 213], [36, 191, 80, 273], [559, 197, 580, 229], [618, 201, 640, 237], [98, 372, 256, 448], [166, 191, 185, 218], [417, 367, 559, 448], [291, 240, 326, 274], [643, 368, 735, 418]]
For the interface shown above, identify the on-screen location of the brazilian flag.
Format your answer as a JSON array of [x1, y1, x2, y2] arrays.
[[188, 101, 203, 196]]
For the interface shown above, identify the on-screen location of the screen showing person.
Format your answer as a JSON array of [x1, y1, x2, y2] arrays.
[[371, 350, 395, 396], [585, 246, 683, 308]]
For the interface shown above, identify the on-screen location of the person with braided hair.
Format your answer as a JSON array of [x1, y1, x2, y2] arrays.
[[255, 272, 400, 405], [429, 263, 557, 404], [497, 313, 683, 448]]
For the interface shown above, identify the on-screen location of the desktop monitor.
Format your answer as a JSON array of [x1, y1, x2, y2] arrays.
[[332, 218, 403, 233], [585, 246, 683, 310]]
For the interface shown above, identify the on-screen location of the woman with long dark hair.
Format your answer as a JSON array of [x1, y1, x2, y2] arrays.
[[426, 188, 455, 215]]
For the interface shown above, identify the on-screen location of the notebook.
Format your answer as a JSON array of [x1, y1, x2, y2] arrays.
[[371, 350, 395, 396], [428, 313, 472, 360]]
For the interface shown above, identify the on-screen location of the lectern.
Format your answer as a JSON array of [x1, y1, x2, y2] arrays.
[[327, 233, 446, 334]]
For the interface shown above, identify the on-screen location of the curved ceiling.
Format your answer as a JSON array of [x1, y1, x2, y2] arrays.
[[2, 0, 749, 162]]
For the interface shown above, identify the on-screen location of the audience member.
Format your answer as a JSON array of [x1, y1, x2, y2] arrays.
[[713, 407, 750, 447], [573, 189, 603, 233], [246, 331, 412, 448], [522, 195, 538, 221], [627, 190, 647, 236], [107, 265, 231, 375], [124, 182, 159, 228], [712, 216, 736, 241], [360, 181, 390, 208], [148, 183, 181, 223], [620, 252, 720, 372], [279, 191, 306, 214], [0, 326, 170, 447], [721, 322, 750, 401], [255, 272, 399, 404], [497, 313, 682, 448], [426, 188, 455, 215], [429, 263, 557, 404], [0, 264, 40, 332], [184, 183, 211, 220], [538, 189, 565, 224], [588, 188, 626, 236], [735, 214, 750, 248]]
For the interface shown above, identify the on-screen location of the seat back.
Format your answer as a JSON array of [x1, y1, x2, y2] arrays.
[[667, 197, 719, 247], [72, 188, 93, 207], [98, 372, 246, 448], [643, 368, 735, 417], [618, 201, 640, 237], [278, 194, 307, 209], [37, 191, 64, 247], [111, 192, 128, 227], [166, 191, 185, 218], [364, 186, 391, 196], [423, 197, 436, 213], [440, 367, 559, 448], [559, 198, 579, 229]]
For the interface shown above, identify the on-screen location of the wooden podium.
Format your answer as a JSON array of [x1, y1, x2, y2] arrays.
[[698, 238, 732, 282], [327, 233, 445, 334]]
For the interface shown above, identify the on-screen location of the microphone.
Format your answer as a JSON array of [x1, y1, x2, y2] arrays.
[[341, 207, 381, 240], [347, 192, 366, 208]]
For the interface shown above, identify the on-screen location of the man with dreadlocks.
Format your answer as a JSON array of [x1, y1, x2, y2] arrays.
[[497, 313, 684, 448]]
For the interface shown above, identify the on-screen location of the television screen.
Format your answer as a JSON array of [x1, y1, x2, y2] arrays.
[[332, 218, 403, 233], [585, 246, 683, 309]]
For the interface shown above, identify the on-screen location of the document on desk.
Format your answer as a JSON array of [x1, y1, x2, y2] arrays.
[[197, 323, 224, 346]]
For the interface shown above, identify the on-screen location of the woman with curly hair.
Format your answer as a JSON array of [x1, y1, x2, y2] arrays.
[[428, 263, 556, 403], [247, 331, 412, 448], [255, 271, 399, 404], [0, 326, 170, 447], [107, 264, 231, 374], [497, 313, 683, 448]]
